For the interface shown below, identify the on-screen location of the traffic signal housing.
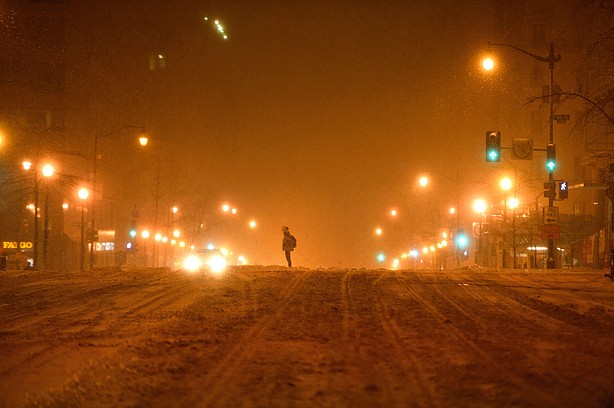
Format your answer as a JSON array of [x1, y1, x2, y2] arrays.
[[485, 131, 501, 162], [544, 181, 556, 200], [129, 220, 137, 238], [546, 144, 556, 172]]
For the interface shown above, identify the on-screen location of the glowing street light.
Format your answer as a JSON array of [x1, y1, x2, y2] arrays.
[[472, 198, 487, 214], [249, 220, 257, 229], [139, 134, 149, 146], [482, 57, 495, 71], [418, 176, 429, 187], [41, 164, 54, 178], [500, 177, 512, 191]]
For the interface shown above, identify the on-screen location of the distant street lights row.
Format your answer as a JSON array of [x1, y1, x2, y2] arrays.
[[374, 173, 522, 269]]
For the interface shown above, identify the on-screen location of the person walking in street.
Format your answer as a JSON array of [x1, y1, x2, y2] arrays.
[[282, 226, 297, 267]]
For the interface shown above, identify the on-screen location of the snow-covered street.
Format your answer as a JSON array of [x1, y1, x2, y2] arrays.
[[1, 266, 614, 407]]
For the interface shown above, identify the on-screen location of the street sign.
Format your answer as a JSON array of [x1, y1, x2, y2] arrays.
[[543, 206, 559, 225], [553, 114, 570, 123], [511, 138, 534, 160], [542, 224, 561, 240]]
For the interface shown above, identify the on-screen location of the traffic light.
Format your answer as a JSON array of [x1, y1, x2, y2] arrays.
[[485, 131, 501, 162], [129, 221, 137, 238], [558, 180, 569, 199], [543, 181, 556, 200], [546, 144, 556, 172], [455, 231, 469, 249]]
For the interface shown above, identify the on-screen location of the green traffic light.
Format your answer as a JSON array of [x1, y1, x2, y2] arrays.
[[546, 160, 556, 172], [546, 143, 556, 172], [485, 131, 501, 162], [129, 230, 137, 238]]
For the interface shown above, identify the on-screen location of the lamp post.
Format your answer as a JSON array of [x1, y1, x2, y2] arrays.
[[473, 198, 488, 266], [23, 161, 55, 270], [170, 206, 178, 268], [41, 164, 55, 271], [500, 177, 512, 268], [417, 171, 461, 268], [508, 197, 520, 269], [487, 42, 561, 268], [91, 126, 148, 271], [77, 187, 90, 272], [142, 229, 150, 268]]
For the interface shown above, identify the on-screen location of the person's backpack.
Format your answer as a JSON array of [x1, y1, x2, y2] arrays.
[[290, 234, 297, 249]]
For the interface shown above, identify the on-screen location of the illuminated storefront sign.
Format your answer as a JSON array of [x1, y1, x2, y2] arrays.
[[95, 242, 115, 252], [2, 241, 34, 249]]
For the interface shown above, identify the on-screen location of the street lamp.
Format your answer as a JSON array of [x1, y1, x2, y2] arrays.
[[473, 198, 488, 265], [23, 161, 55, 270], [508, 197, 520, 269], [500, 177, 513, 268], [141, 229, 150, 267], [418, 176, 429, 188], [77, 187, 89, 272], [486, 42, 561, 268], [91, 126, 147, 271], [417, 171, 462, 267]]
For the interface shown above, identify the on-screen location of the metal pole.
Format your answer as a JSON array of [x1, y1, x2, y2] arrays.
[[33, 172, 39, 270], [546, 45, 560, 268], [153, 156, 161, 267], [43, 187, 49, 271], [456, 170, 460, 268], [89, 134, 98, 272], [489, 42, 560, 268], [80, 204, 86, 272]]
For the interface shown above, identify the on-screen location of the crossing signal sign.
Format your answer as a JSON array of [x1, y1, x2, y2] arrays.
[[558, 180, 568, 199]]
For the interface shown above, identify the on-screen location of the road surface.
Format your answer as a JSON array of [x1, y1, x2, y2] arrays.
[[1, 266, 614, 407]]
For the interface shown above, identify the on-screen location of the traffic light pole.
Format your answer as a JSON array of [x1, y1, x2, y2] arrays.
[[489, 42, 560, 268], [546, 43, 558, 269]]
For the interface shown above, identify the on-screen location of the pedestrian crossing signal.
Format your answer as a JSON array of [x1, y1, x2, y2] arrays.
[[558, 181, 568, 199]]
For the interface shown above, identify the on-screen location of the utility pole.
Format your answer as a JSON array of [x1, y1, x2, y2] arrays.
[[489, 42, 561, 268]]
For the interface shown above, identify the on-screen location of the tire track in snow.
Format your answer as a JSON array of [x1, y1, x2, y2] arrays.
[[393, 271, 560, 407], [371, 277, 440, 408], [189, 269, 312, 407]]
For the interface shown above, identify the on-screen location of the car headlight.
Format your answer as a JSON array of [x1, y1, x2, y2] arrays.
[[208, 255, 227, 274], [183, 255, 202, 272]]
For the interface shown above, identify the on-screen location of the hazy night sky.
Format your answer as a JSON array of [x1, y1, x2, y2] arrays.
[[64, 0, 582, 267]]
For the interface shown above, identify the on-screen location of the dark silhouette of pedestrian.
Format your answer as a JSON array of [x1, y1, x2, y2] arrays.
[[282, 226, 297, 267]]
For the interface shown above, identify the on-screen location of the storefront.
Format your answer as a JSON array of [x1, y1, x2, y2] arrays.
[[1, 241, 34, 270]]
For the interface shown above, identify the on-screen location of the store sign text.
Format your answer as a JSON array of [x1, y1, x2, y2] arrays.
[[3, 241, 34, 249]]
